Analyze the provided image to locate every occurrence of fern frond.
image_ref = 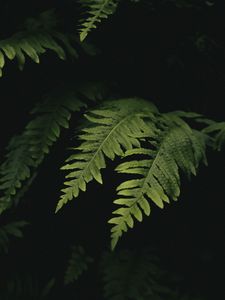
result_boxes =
[101,248,166,300]
[0,10,77,77]
[0,87,90,214]
[203,121,225,150]
[0,136,36,214]
[25,89,86,164]
[109,118,207,249]
[79,0,118,41]
[56,98,158,212]
[0,221,28,254]
[64,245,93,284]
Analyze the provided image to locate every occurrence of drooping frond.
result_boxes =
[109,116,207,249]
[0,86,91,214]
[203,121,225,150]
[64,245,93,285]
[79,0,118,41]
[0,10,77,77]
[0,136,36,214]
[101,248,167,300]
[56,98,158,212]
[0,221,28,254]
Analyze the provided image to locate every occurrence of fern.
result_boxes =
[0,221,28,254]
[25,88,87,164]
[101,248,168,300]
[56,98,158,212]
[0,136,36,214]
[203,121,225,150]
[0,86,91,214]
[79,0,118,41]
[0,10,77,77]
[64,245,93,284]
[109,115,207,249]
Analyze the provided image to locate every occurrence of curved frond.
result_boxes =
[79,0,118,41]
[56,98,158,212]
[64,245,93,285]
[0,10,78,77]
[109,118,207,249]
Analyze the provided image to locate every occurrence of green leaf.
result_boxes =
[109,114,207,249]
[57,98,158,212]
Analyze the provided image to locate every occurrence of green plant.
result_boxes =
[0,1,223,299]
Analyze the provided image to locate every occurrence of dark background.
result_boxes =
[0,0,224,299]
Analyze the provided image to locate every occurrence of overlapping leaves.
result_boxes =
[57,98,157,211]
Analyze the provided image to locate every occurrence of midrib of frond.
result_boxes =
[79,112,140,181]
[133,127,177,202]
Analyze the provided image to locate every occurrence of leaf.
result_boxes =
[0,83,99,214]
[109,115,207,249]
[56,98,158,212]
[0,10,78,77]
[79,0,118,41]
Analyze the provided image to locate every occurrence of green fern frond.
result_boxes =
[56,98,158,212]
[25,89,86,164]
[0,136,36,214]
[79,0,118,41]
[203,121,225,150]
[0,10,78,77]
[64,245,93,285]
[0,87,90,214]
[101,248,166,300]
[109,118,207,249]
[0,221,28,254]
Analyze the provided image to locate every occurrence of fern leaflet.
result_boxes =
[109,117,207,249]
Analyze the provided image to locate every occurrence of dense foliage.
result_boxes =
[0,0,224,299]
